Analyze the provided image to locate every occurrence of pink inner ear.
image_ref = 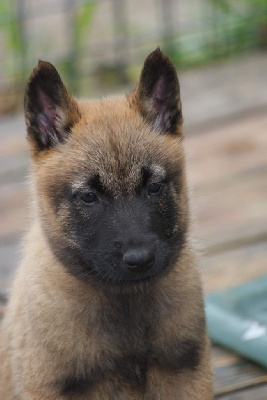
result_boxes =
[37,89,60,146]
[151,75,171,129]
[38,89,56,122]
[152,75,165,102]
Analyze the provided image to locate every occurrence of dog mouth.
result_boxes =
[115,275,154,285]
[92,263,169,286]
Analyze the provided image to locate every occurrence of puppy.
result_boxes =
[0,49,212,399]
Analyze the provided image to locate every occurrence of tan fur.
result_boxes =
[0,60,212,399]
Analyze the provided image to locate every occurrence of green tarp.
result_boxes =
[205,275,267,369]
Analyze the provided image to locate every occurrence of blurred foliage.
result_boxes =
[0,0,266,113]
[74,1,96,46]
[0,0,22,74]
[210,0,267,48]
[63,1,97,92]
[165,0,267,69]
[0,0,97,91]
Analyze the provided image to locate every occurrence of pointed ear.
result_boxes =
[129,48,182,136]
[24,61,80,153]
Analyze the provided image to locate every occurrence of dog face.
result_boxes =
[25,49,188,287]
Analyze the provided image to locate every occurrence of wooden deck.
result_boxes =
[0,110,267,398]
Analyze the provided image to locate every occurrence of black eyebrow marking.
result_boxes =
[141,166,167,185]
[136,166,168,195]
[141,167,153,187]
[88,174,108,195]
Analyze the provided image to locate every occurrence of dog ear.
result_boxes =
[129,48,182,136]
[24,61,80,154]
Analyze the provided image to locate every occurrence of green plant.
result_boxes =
[167,0,267,69]
[64,1,97,93]
[74,1,96,47]
[212,0,267,49]
[0,0,25,76]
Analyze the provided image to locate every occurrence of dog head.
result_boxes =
[24,49,188,287]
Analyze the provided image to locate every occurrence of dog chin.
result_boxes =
[90,264,170,287]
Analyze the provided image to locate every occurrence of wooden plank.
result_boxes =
[201,240,267,294]
[0,115,28,182]
[212,345,267,397]
[0,181,28,242]
[186,112,267,254]
[212,345,242,369]
[0,135,27,158]
[213,360,267,396]
[185,112,267,190]
[215,383,267,399]
[0,115,24,139]
[191,167,267,254]
[0,153,28,185]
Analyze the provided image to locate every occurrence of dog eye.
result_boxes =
[79,192,99,205]
[148,182,162,195]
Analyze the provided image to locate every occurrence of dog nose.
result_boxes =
[123,248,155,273]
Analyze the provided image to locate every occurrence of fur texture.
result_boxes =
[0,49,212,399]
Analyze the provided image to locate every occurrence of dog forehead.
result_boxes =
[65,97,182,194]
[70,131,160,195]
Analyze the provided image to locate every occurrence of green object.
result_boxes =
[205,276,267,368]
